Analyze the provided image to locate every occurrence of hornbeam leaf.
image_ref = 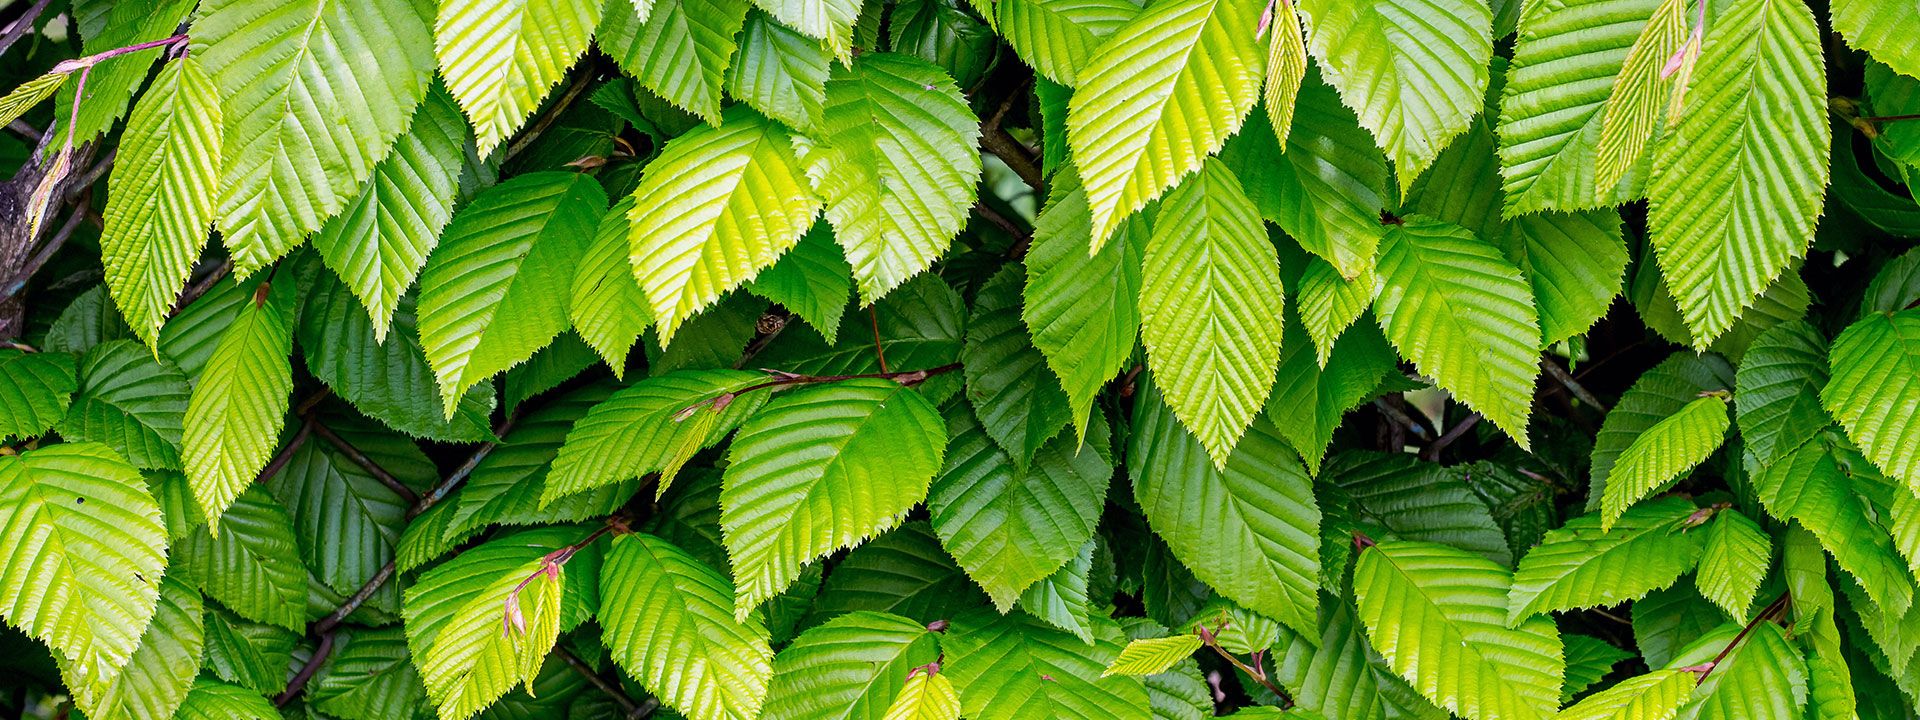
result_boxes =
[1550,670,1691,720]
[1592,0,1686,199]
[963,265,1073,466]
[1263,0,1307,147]
[307,627,430,720]
[722,379,946,619]
[599,0,750,124]
[418,172,606,417]
[300,274,498,443]
[727,11,831,131]
[196,0,435,274]
[569,197,652,374]
[174,679,279,720]
[1264,317,1397,475]
[1023,171,1144,442]
[1589,354,1733,510]
[1067,0,1264,246]
[748,222,855,344]
[1831,0,1920,81]
[543,369,771,505]
[1506,498,1705,624]
[181,278,294,531]
[1104,635,1203,677]
[65,576,203,720]
[98,56,221,350]
[1645,0,1829,346]
[995,0,1138,87]
[1823,309,1920,493]
[882,672,962,720]
[1373,216,1539,448]
[0,443,166,684]
[0,72,67,131]
[1695,509,1770,622]
[434,0,605,154]
[752,0,861,60]
[1754,431,1915,615]
[943,611,1150,720]
[763,611,939,720]
[177,488,306,631]
[58,340,188,471]
[0,349,75,443]
[599,533,774,720]
[629,106,818,342]
[1140,160,1284,465]
[1353,541,1564,720]
[1598,394,1729,530]
[1298,0,1493,193]
[799,53,982,303]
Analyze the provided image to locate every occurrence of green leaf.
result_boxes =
[1067,0,1263,245]
[1589,353,1733,510]
[1550,670,1692,720]
[1629,585,1723,669]
[722,379,946,619]
[1323,451,1513,566]
[50,0,194,143]
[1599,394,1729,529]
[1823,310,1920,493]
[963,265,1073,466]
[300,274,497,443]
[181,278,294,531]
[196,0,434,274]
[1104,635,1203,677]
[65,576,203,720]
[0,443,166,685]
[1506,498,1705,624]
[930,402,1111,610]
[599,533,774,720]
[263,426,418,598]
[418,171,607,417]
[1753,431,1915,616]
[1299,0,1493,193]
[434,0,604,154]
[0,349,75,443]
[1352,540,1564,720]
[445,386,638,540]
[600,0,750,123]
[174,679,279,720]
[1559,635,1632,702]
[0,71,66,131]
[177,487,306,631]
[628,106,818,341]
[809,521,989,623]
[1373,216,1539,448]
[882,671,962,720]
[1023,171,1144,441]
[1502,212,1627,346]
[58,340,189,470]
[1220,73,1390,280]
[1671,624,1807,719]
[199,605,296,694]
[1294,260,1376,365]
[763,611,940,720]
[1591,0,1686,199]
[995,0,1137,87]
[1695,509,1771,622]
[545,369,769,505]
[1140,160,1285,465]
[1017,538,1098,642]
[798,53,981,302]
[943,611,1151,720]
[1862,246,1920,319]
[311,88,470,339]
[98,55,221,350]
[728,10,832,131]
[1832,0,1920,81]
[1645,0,1829,346]
[569,198,653,374]
[1496,0,1657,214]
[404,530,585,720]
[1273,597,1413,720]
[308,627,430,720]
[1265,317,1396,475]
[1132,379,1320,638]
[748,221,854,344]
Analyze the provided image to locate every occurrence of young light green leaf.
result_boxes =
[1599,394,1729,529]
[404,530,580,720]
[64,576,203,720]
[418,172,606,417]
[995,0,1136,87]
[1104,635,1203,677]
[435,0,604,154]
[752,0,860,59]
[181,279,293,531]
[722,379,946,619]
[1592,0,1686,199]
[727,11,831,131]
[0,72,68,131]
[600,533,774,720]
[882,671,962,720]
[1831,0,1920,81]
[1295,259,1376,365]
[1823,309,1920,493]
[747,222,854,344]
[763,611,939,719]
[1502,212,1628,346]
[568,197,652,374]
[1068,0,1263,246]
[600,0,750,123]
[1023,171,1144,442]
[1695,509,1770,622]
[1645,0,1829,346]
[799,53,981,302]
[544,369,771,505]
[1754,431,1915,615]
[174,679,279,720]
[1550,670,1692,720]
[1140,160,1284,465]
[1507,498,1705,625]
[98,56,221,350]
[1263,0,1307,147]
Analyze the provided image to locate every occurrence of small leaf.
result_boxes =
[1599,394,1729,529]
[1103,635,1203,677]
[181,278,294,531]
[1695,509,1771,622]
[434,0,605,154]
[1506,498,1704,624]
[882,671,962,720]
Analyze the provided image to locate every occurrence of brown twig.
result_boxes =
[2,203,85,297]
[679,362,963,418]
[0,0,52,57]
[171,259,233,315]
[273,630,335,707]
[1542,357,1607,411]
[1423,413,1481,461]
[1860,113,1920,123]
[255,419,315,485]
[1687,592,1790,684]
[310,421,421,505]
[1195,620,1293,708]
[869,307,889,374]
[978,78,1044,193]
[505,69,594,161]
[558,646,658,719]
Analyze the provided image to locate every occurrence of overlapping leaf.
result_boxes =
[544,369,770,504]
[435,0,604,154]
[0,349,74,443]
[943,611,1150,720]
[1823,309,1920,492]
[1598,394,1728,529]
[599,533,774,720]
[600,0,750,123]
[181,279,293,531]
[762,611,939,719]
[1022,171,1144,441]
[1506,498,1704,623]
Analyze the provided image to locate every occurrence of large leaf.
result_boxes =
[747,222,854,344]
[0,349,75,443]
[300,274,497,443]
[1831,0,1920,81]
[1505,499,1704,624]
[1495,0,1656,214]
[177,488,305,631]
[57,341,189,471]
[1823,309,1920,493]
[0,443,166,684]
[1372,216,1539,448]
[996,0,1137,87]
[1131,380,1320,638]
[798,53,981,302]
[763,611,939,720]
[942,611,1150,720]
[1352,540,1564,720]
[963,265,1072,467]
[434,0,604,154]
[1598,394,1728,529]
[721,379,946,619]
[98,56,222,349]
[627,106,818,341]
[1501,212,1627,346]
[931,403,1111,609]
[263,427,419,598]
[1298,0,1493,193]
[444,386,637,540]
[1022,171,1144,441]
[64,576,203,720]
[599,533,774,720]
[1645,0,1829,346]
[181,279,293,531]
[308,627,430,720]
[1551,670,1692,720]
[544,369,770,504]
[311,88,470,338]
[196,0,434,274]
[1066,0,1263,245]
[417,171,606,416]
[1323,451,1513,567]
[600,0,751,123]
[1139,160,1284,465]
[1754,430,1915,616]
[808,521,989,623]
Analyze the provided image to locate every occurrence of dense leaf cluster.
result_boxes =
[0,0,1918,718]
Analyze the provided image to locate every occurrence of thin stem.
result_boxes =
[1542,356,1607,411]
[273,630,335,707]
[680,362,963,418]
[171,259,234,316]
[869,307,889,374]
[48,34,189,75]
[1423,413,1481,461]
[1195,622,1293,708]
[558,646,658,719]
[313,563,394,636]
[1861,113,1920,123]
[1690,592,1790,684]
[3,202,86,297]
[310,421,420,504]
